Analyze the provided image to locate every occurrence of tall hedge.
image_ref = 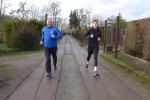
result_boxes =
[2,19,44,50]
[28,19,44,39]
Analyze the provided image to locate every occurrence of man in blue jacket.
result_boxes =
[40,18,62,79]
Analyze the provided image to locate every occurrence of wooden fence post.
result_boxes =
[115,16,120,58]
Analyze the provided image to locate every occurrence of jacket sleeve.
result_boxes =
[55,28,62,40]
[85,29,91,37]
[40,28,44,42]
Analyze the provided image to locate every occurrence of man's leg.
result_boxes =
[51,48,57,70]
[94,47,99,66]
[93,47,99,76]
[45,48,52,78]
[86,47,93,69]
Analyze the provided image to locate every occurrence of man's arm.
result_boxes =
[40,28,44,45]
[85,29,91,37]
[55,28,62,40]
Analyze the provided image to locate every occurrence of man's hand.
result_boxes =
[51,34,55,39]
[40,41,43,45]
[97,37,101,42]
[90,34,94,38]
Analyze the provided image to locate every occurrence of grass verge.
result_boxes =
[101,53,150,84]
[0,43,43,56]
[0,64,10,88]
[0,43,16,54]
[0,79,9,88]
[0,48,43,58]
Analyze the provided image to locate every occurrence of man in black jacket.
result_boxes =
[85,19,101,76]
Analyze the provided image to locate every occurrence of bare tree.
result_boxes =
[79,8,85,25]
[75,8,92,28]
[10,2,30,20]
[17,2,30,20]
[42,1,61,25]
[28,3,40,19]
[85,9,92,27]
[51,1,61,25]
[0,0,10,23]
[61,18,70,34]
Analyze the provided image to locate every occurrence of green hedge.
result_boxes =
[2,19,44,50]
[13,24,39,50]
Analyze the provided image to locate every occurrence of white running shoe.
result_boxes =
[93,66,99,77]
[94,66,97,72]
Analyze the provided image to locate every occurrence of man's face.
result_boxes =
[47,19,53,26]
[92,21,98,29]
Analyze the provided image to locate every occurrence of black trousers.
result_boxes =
[87,47,99,66]
[45,48,57,73]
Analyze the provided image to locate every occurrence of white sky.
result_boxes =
[6,0,150,21]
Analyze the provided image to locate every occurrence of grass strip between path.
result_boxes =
[101,53,150,84]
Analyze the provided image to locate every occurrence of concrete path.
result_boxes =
[6,35,150,100]
[70,36,150,100]
[55,38,88,100]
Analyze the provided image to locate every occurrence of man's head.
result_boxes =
[47,18,53,26]
[92,19,98,29]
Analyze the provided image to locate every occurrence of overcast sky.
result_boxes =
[7,0,150,21]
